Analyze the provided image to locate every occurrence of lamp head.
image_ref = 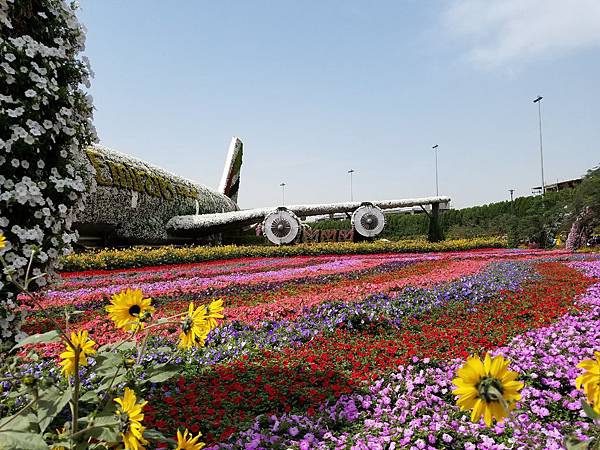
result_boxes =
[533,96,543,103]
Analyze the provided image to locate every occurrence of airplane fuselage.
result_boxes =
[75,145,238,244]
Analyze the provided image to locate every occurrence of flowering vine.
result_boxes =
[0,0,96,346]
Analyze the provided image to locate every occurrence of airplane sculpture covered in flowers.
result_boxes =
[76,138,450,245]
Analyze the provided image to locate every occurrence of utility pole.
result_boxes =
[533,96,545,195]
[280,182,285,205]
[348,169,354,202]
[432,145,439,196]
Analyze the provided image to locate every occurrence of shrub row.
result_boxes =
[60,237,507,271]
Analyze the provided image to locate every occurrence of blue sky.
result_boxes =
[78,0,600,209]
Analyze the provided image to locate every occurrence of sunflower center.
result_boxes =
[477,376,504,403]
[118,412,131,433]
[181,316,193,334]
[128,305,141,317]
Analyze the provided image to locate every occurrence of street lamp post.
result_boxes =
[509,189,515,203]
[432,145,439,196]
[280,182,285,205]
[348,169,355,202]
[533,96,545,195]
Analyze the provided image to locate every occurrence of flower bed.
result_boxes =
[210,260,600,449]
[59,237,508,271]
[144,261,596,443]
[8,247,600,449]
[24,249,556,347]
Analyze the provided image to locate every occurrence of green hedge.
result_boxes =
[60,237,508,271]
[311,189,578,242]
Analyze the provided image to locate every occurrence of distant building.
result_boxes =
[532,177,583,194]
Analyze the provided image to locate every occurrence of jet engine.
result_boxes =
[351,203,385,238]
[262,208,301,245]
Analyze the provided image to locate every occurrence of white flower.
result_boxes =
[7,107,24,117]
[1,62,15,75]
[1,1,97,342]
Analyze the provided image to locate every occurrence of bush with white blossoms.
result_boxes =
[0,0,96,347]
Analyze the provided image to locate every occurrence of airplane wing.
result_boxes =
[167,196,450,243]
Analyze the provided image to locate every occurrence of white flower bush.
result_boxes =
[0,0,96,346]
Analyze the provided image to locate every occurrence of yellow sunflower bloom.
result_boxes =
[178,302,211,350]
[576,351,600,414]
[176,428,205,450]
[114,387,148,450]
[0,232,6,250]
[58,330,96,377]
[452,353,523,427]
[206,299,224,329]
[106,288,155,332]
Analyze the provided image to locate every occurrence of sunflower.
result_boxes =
[576,351,600,414]
[452,353,523,427]
[58,330,96,377]
[206,299,224,329]
[114,387,148,450]
[0,232,6,250]
[106,288,155,332]
[178,302,211,350]
[175,428,205,450]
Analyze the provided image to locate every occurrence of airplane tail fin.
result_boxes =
[218,137,243,204]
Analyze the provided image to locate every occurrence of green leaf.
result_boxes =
[0,411,38,432]
[0,431,49,450]
[145,366,179,383]
[12,330,61,350]
[154,346,173,354]
[83,413,119,442]
[96,373,126,392]
[93,353,123,377]
[564,434,593,450]
[144,428,176,445]
[98,340,136,352]
[37,387,71,433]
[581,399,600,420]
[79,390,99,403]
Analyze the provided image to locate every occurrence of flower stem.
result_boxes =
[71,346,81,441]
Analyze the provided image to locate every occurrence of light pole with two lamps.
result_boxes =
[348,169,355,202]
[280,182,286,206]
[533,96,546,195]
[432,145,439,196]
